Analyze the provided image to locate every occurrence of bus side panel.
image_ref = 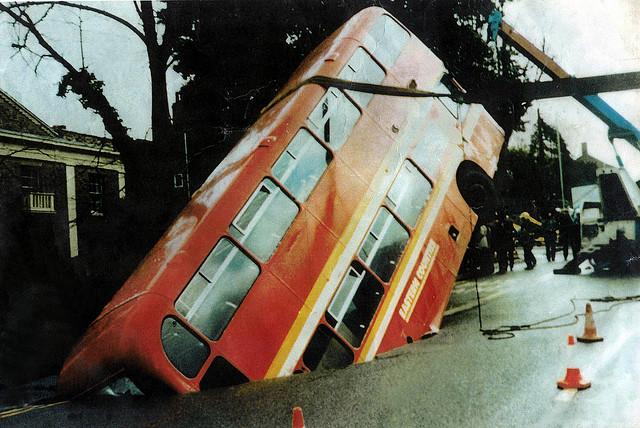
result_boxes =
[269,209,341,305]
[364,75,412,140]
[304,157,369,245]
[390,35,445,90]
[213,270,303,380]
[377,259,454,354]
[337,114,397,185]
[428,194,474,274]
[424,261,457,331]
[462,105,505,176]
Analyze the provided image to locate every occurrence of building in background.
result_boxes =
[0,88,125,262]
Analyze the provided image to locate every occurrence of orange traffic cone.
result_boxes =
[577,303,603,343]
[557,335,591,390]
[292,406,306,428]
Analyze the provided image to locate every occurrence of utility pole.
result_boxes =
[183,132,191,199]
[557,128,566,208]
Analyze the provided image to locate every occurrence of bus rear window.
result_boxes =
[175,238,260,340]
[359,207,409,282]
[385,160,432,228]
[338,47,385,107]
[326,263,384,347]
[363,14,410,69]
[307,88,360,151]
[230,178,299,261]
[272,129,330,202]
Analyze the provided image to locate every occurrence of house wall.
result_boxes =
[74,166,121,258]
[0,157,70,273]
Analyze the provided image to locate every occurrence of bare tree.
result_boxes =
[0,1,181,236]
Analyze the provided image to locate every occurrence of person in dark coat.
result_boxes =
[569,213,581,260]
[557,209,573,261]
[492,214,508,274]
[542,212,557,262]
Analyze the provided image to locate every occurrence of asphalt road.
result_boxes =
[2,247,640,427]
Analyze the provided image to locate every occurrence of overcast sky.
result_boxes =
[504,0,640,179]
[0,1,639,179]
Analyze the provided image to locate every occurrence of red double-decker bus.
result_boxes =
[58,7,504,395]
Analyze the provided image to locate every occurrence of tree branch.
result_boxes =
[0,3,77,74]
[18,1,147,44]
[133,1,142,22]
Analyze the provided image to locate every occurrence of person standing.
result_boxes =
[492,214,508,274]
[519,212,538,270]
[569,213,582,260]
[542,212,557,262]
[558,209,572,261]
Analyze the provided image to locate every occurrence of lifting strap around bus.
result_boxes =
[261,75,464,114]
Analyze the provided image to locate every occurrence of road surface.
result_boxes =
[2,247,639,427]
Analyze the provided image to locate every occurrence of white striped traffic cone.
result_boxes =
[577,303,603,343]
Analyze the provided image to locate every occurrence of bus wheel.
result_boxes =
[456,162,497,223]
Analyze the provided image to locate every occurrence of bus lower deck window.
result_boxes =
[326,263,384,347]
[303,325,354,371]
[161,317,210,378]
[359,207,409,282]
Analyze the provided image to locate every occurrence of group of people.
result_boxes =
[468,208,581,275]
[541,209,581,264]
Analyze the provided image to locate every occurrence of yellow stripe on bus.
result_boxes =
[267,97,436,378]
[265,187,372,378]
[359,144,463,362]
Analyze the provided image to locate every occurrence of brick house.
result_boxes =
[0,88,125,262]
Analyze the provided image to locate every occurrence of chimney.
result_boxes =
[581,142,588,157]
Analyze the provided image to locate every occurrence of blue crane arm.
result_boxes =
[581,95,640,144]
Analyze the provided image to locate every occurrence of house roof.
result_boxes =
[0,87,116,153]
[0,88,58,137]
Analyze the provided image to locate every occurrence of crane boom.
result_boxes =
[499,20,640,151]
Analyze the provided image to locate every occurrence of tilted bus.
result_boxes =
[58,7,504,395]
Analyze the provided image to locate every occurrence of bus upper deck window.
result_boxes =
[272,129,330,202]
[363,14,410,69]
[338,47,385,107]
[175,238,260,340]
[230,178,299,261]
[385,160,432,228]
[359,207,409,282]
[307,88,360,151]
